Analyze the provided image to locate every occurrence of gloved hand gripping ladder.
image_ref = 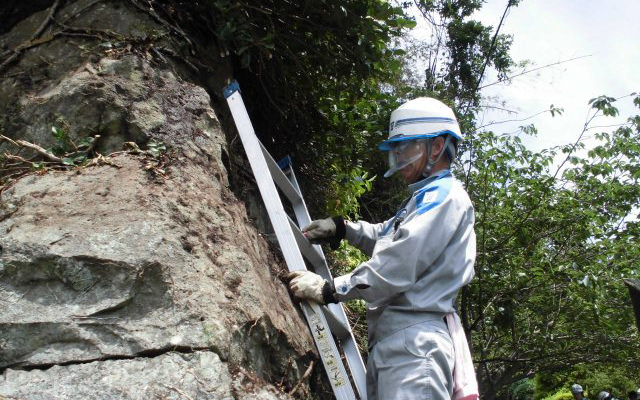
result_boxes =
[223,81,367,400]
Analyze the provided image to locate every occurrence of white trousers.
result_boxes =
[366,319,455,400]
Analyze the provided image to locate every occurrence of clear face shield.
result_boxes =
[383,139,427,178]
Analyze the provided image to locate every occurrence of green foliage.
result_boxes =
[468,95,640,397]
[314,89,398,218]
[327,168,375,219]
[49,125,97,166]
[574,367,639,399]
[51,126,73,155]
[329,240,371,352]
[540,389,574,400]
[549,104,564,117]
[511,378,535,400]
[589,96,619,117]
[535,365,640,400]
[534,372,566,400]
[146,139,166,158]
[206,0,414,76]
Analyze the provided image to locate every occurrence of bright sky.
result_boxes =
[471,0,640,153]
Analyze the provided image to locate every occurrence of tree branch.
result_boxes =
[289,360,315,396]
[13,139,62,162]
[478,55,592,90]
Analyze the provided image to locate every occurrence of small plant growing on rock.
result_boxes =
[0,124,107,192]
[146,139,166,158]
[49,126,99,166]
[122,140,170,179]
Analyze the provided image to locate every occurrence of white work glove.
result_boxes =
[285,270,336,305]
[302,217,345,250]
[302,218,336,242]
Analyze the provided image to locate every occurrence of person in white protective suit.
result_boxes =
[286,97,478,400]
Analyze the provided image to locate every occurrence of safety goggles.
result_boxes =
[383,139,427,178]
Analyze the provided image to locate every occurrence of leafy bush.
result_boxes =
[567,365,639,400]
[534,364,640,400]
[511,378,535,400]
[541,389,574,400]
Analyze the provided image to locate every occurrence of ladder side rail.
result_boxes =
[340,334,368,400]
[280,162,331,276]
[303,302,357,399]
[225,90,357,400]
[282,159,369,400]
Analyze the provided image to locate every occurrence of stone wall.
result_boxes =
[0,1,323,399]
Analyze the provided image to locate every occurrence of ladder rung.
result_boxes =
[287,216,331,280]
[322,304,351,339]
[260,142,304,206]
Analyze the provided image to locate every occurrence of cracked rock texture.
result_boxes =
[1,351,291,400]
[0,1,323,399]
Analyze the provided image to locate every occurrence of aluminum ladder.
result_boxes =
[223,80,367,400]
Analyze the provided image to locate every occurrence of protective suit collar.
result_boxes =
[408,169,452,194]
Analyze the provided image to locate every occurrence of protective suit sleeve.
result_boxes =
[344,219,390,257]
[334,192,470,304]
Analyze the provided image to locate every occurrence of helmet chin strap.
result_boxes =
[421,135,453,179]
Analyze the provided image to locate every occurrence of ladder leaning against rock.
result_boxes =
[223,80,367,400]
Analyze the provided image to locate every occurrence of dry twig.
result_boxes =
[3,154,32,164]
[2,134,62,161]
[289,360,315,396]
[14,140,62,162]
[86,154,121,169]
[0,134,20,147]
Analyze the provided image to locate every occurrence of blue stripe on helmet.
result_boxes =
[378,130,462,150]
[393,117,455,127]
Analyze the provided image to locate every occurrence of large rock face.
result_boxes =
[2,351,294,400]
[0,1,322,399]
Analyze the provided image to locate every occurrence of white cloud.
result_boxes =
[473,0,640,153]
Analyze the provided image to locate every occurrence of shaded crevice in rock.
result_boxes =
[0,0,56,35]
[230,315,319,392]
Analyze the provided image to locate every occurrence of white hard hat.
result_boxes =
[598,391,610,400]
[380,97,462,178]
[572,384,584,393]
[379,97,462,151]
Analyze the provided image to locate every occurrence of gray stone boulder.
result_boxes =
[1,351,294,400]
[0,1,323,398]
